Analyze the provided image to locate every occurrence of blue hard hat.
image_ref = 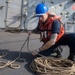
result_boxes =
[35,3,48,17]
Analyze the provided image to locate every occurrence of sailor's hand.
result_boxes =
[31,49,40,56]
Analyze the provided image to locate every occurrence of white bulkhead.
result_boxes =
[0,0,75,33]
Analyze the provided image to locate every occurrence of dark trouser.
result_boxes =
[39,33,75,61]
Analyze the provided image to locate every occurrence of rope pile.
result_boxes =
[30,57,75,75]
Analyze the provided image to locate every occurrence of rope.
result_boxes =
[0,34,30,69]
[30,57,75,75]
[0,52,8,58]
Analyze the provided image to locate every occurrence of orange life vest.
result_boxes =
[38,15,65,43]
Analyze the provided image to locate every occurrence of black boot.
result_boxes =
[56,49,62,58]
[68,53,75,61]
[54,46,63,58]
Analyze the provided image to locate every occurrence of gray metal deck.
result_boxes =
[0,29,69,75]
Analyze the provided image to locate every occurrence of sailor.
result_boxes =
[29,3,75,61]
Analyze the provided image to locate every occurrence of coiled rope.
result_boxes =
[30,57,75,75]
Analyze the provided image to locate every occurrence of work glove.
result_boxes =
[31,49,40,56]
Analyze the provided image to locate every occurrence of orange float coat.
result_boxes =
[38,15,65,43]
